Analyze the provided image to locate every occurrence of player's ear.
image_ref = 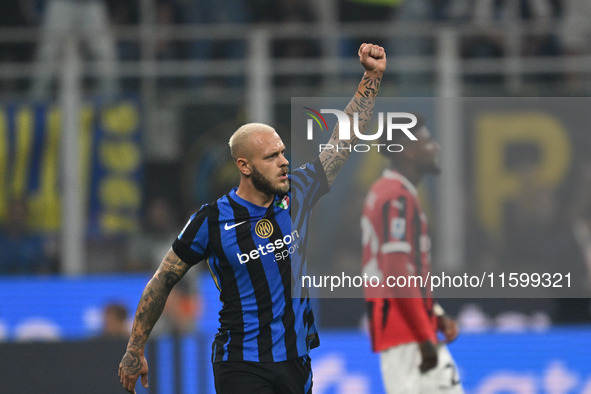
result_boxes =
[236,157,252,176]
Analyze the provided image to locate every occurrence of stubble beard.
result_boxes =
[251,165,289,196]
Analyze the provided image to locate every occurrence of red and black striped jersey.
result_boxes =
[361,169,437,352]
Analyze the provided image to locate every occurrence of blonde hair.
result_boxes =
[228,123,276,160]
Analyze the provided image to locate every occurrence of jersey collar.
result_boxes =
[382,169,418,197]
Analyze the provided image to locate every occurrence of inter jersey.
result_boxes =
[173,157,329,362]
[361,169,437,352]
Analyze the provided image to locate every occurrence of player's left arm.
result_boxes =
[434,303,460,343]
[319,43,386,186]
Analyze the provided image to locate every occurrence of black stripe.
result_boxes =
[228,197,275,362]
[304,303,315,328]
[367,301,375,326]
[381,202,390,241]
[292,158,329,214]
[212,331,227,363]
[290,187,313,247]
[265,212,299,359]
[289,182,316,344]
[304,307,319,349]
[311,156,330,189]
[288,188,308,288]
[412,208,423,282]
[381,298,389,330]
[366,301,375,345]
[412,208,430,311]
[172,206,209,265]
[290,178,309,226]
[291,171,310,192]
[179,206,207,243]
[398,196,407,224]
[290,196,300,228]
[211,256,224,286]
[293,166,322,211]
[208,201,245,362]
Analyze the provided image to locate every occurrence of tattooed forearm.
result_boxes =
[320,73,382,185]
[358,74,381,98]
[126,250,190,352]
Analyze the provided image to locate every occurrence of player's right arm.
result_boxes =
[118,249,191,393]
[318,43,386,186]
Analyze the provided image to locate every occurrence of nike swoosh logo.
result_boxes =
[224,221,247,231]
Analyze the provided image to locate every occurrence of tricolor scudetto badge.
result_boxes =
[275,195,290,210]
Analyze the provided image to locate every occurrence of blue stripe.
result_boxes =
[267,206,291,360]
[222,331,230,361]
[190,216,209,255]
[290,173,312,356]
[294,302,307,355]
[218,195,262,361]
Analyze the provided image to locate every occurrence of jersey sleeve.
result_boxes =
[290,156,330,210]
[172,206,210,266]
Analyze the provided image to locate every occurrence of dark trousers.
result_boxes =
[213,355,312,394]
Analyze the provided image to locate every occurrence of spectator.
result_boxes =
[101,303,130,338]
[502,157,560,273]
[126,196,180,272]
[185,0,250,88]
[152,281,201,337]
[154,0,184,88]
[561,0,591,91]
[266,0,321,88]
[562,0,591,56]
[0,0,38,95]
[339,0,404,58]
[125,197,202,335]
[462,0,562,86]
[388,0,467,94]
[550,160,591,324]
[271,0,319,58]
[0,198,56,274]
[106,0,139,92]
[30,0,119,100]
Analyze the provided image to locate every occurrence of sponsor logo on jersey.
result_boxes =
[237,230,300,264]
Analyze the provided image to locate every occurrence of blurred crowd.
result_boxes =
[1,0,591,327]
[0,0,590,95]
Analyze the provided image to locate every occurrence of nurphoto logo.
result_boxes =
[304,108,418,153]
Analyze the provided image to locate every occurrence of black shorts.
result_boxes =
[213,355,312,394]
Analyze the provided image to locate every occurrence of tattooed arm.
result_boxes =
[118,248,191,393]
[319,43,387,186]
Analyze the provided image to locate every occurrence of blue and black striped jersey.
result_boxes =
[172,157,329,363]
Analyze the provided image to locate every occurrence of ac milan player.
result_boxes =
[361,115,463,393]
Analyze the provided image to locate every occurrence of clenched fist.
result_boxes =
[359,43,387,76]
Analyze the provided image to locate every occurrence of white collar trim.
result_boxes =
[382,169,418,197]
